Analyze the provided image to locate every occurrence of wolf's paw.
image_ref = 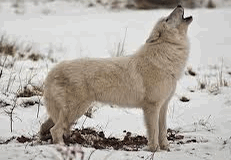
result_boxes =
[39,133,52,141]
[54,140,65,145]
[160,143,170,151]
[51,137,65,145]
[143,144,160,152]
[64,131,70,139]
[160,140,170,151]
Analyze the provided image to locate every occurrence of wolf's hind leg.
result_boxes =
[50,101,91,144]
[50,107,69,144]
[40,117,54,140]
[64,101,92,137]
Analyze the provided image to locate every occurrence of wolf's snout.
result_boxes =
[170,5,184,16]
[175,5,193,23]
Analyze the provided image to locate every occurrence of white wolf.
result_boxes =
[40,5,192,152]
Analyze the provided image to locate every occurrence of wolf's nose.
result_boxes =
[177,4,182,8]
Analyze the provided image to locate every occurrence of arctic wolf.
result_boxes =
[40,5,192,152]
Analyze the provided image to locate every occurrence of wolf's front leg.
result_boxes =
[159,100,170,150]
[159,87,175,150]
[143,103,162,152]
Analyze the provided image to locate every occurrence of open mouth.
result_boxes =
[181,8,193,23]
[183,15,193,23]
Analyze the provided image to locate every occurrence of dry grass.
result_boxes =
[197,62,230,95]
[27,53,44,61]
[110,28,127,57]
[0,35,55,62]
[197,77,229,95]
[0,35,16,57]
[0,35,26,58]
[17,84,43,98]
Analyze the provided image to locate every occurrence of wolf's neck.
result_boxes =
[136,40,189,79]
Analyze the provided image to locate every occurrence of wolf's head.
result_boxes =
[146,5,193,43]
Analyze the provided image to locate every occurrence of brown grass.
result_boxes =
[0,35,55,63]
[17,84,43,98]
[0,36,16,57]
[28,53,44,61]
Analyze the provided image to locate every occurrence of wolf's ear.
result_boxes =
[146,32,161,43]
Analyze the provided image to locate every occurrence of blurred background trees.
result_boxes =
[133,0,216,9]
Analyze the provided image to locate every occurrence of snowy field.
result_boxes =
[0,0,231,160]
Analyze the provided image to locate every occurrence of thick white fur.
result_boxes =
[40,6,191,152]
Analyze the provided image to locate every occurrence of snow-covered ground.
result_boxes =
[0,0,231,160]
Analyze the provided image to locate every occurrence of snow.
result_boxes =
[0,0,231,160]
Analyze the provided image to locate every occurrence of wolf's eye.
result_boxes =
[166,18,169,22]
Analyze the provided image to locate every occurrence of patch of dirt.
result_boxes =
[0,136,35,144]
[2,128,201,151]
[186,67,197,76]
[21,100,40,107]
[16,135,33,143]
[167,128,184,141]
[0,136,16,145]
[65,128,148,151]
[179,96,190,102]
[40,128,187,151]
